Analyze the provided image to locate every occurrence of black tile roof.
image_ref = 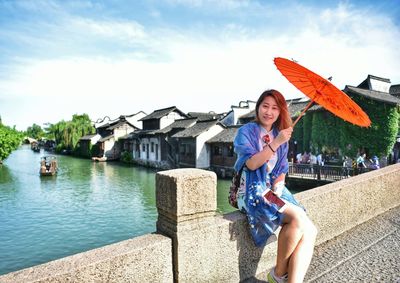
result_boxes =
[390,84,400,97]
[154,118,197,134]
[118,133,134,140]
[106,121,138,131]
[357,75,391,89]
[139,106,188,121]
[206,125,240,143]
[345,86,400,105]
[99,134,114,142]
[187,112,223,121]
[172,119,224,138]
[287,100,321,117]
[239,110,255,119]
[79,134,98,141]
[130,129,157,138]
[238,99,321,120]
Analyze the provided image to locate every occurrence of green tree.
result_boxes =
[0,123,23,161]
[46,114,95,153]
[26,123,44,140]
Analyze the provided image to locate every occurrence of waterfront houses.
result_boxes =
[172,119,225,168]
[219,100,256,126]
[129,106,188,168]
[94,116,138,160]
[77,134,101,157]
[207,125,240,177]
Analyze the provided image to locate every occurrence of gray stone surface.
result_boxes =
[295,163,400,245]
[247,206,400,283]
[156,168,217,223]
[0,234,173,283]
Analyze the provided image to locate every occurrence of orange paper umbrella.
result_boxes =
[274,57,371,127]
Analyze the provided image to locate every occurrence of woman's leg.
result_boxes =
[274,205,318,283]
[274,207,303,277]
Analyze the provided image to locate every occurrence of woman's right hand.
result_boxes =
[273,127,293,146]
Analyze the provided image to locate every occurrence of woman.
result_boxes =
[234,90,317,283]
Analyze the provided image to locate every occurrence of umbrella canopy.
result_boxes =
[274,57,371,127]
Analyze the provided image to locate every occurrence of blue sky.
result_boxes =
[0,0,399,130]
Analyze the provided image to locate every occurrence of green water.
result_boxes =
[0,145,236,275]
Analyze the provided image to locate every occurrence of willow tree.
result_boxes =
[46,114,95,153]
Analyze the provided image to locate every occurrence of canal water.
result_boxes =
[0,145,236,275]
[0,145,303,276]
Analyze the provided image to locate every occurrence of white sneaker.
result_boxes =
[267,268,288,283]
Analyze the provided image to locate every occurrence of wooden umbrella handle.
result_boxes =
[292,100,315,127]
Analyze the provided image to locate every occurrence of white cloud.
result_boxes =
[1,2,399,130]
[68,18,147,43]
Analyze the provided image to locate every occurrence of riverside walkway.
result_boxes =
[247,205,400,282]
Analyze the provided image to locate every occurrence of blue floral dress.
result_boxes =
[234,122,302,247]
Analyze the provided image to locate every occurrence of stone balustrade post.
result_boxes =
[156,168,218,282]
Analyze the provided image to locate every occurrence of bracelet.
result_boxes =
[268,143,276,153]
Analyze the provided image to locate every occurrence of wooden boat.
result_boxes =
[92,156,107,162]
[31,141,40,152]
[40,156,58,176]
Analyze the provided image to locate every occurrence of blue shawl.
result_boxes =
[234,122,289,179]
[233,122,300,246]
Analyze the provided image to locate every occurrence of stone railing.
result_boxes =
[1,164,399,283]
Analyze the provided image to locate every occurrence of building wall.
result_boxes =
[177,138,196,167]
[126,112,146,129]
[369,78,390,93]
[196,124,224,168]
[232,106,253,125]
[160,112,185,129]
[137,137,160,162]
[104,137,118,159]
[113,124,135,140]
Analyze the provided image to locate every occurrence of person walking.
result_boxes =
[234,89,317,283]
[357,153,367,173]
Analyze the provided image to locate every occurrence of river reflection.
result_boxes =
[0,145,234,275]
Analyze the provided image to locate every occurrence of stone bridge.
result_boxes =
[1,164,399,282]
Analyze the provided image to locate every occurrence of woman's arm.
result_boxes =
[245,127,293,170]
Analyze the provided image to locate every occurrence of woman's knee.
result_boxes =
[304,219,318,241]
[283,207,307,235]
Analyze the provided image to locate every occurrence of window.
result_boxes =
[142,144,145,152]
[151,142,154,153]
[214,146,222,156]
[155,144,159,160]
[228,145,234,157]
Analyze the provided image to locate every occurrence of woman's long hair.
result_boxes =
[255,89,292,130]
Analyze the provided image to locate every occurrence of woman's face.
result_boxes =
[257,95,280,130]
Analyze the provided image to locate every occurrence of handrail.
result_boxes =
[288,163,374,181]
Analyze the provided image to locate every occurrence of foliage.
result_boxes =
[302,113,312,152]
[26,123,45,140]
[292,118,304,153]
[304,95,399,159]
[338,96,398,158]
[0,123,23,161]
[120,151,133,163]
[309,111,341,155]
[45,114,95,153]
